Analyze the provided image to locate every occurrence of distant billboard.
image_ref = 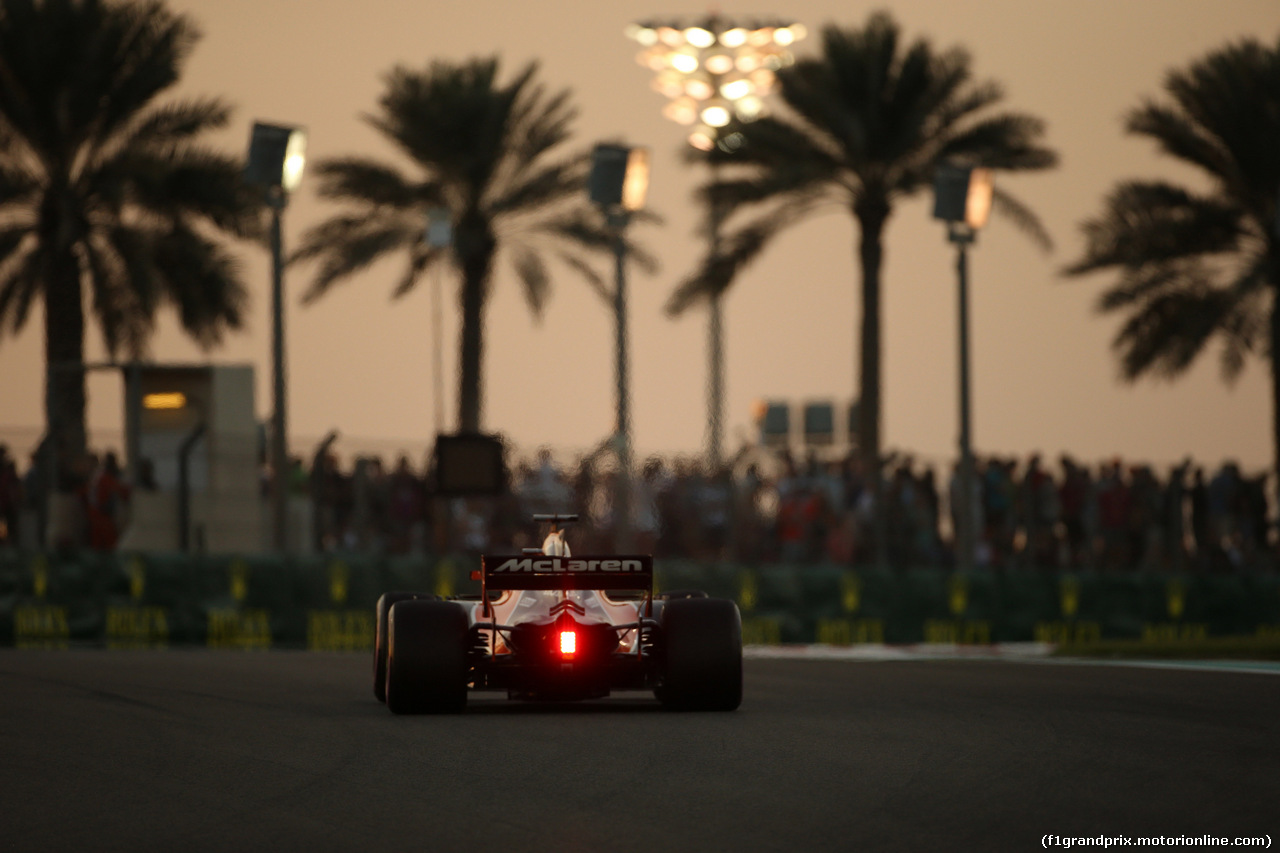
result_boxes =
[803,401,834,446]
[759,401,790,448]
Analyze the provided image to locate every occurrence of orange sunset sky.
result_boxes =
[1,0,1277,475]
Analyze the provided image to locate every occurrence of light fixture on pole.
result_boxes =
[626,15,804,470]
[589,143,650,551]
[932,162,993,575]
[246,121,307,553]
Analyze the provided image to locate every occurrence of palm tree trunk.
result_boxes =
[455,223,496,433]
[1271,285,1280,547]
[855,195,890,571]
[40,192,87,491]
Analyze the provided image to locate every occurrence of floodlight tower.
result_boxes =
[626,15,805,470]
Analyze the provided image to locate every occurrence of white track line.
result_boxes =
[744,644,1280,675]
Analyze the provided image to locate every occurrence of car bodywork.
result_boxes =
[465,551,656,700]
[375,515,742,713]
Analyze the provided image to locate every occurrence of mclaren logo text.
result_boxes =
[491,558,645,574]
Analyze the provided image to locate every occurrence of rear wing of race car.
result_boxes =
[478,554,654,594]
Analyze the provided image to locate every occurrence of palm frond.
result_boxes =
[1218,290,1266,381]
[1093,264,1185,313]
[369,57,506,193]
[925,80,1004,139]
[1127,102,1235,187]
[700,134,843,218]
[389,247,432,300]
[667,191,826,315]
[486,154,584,216]
[0,226,39,336]
[152,222,246,348]
[555,250,610,304]
[1110,284,1233,381]
[716,114,844,176]
[619,228,661,277]
[934,113,1057,171]
[130,146,262,237]
[84,229,151,358]
[86,2,199,152]
[1127,38,1280,219]
[1066,181,1244,275]
[295,215,420,303]
[504,66,577,181]
[0,156,40,204]
[778,58,868,164]
[510,244,550,317]
[990,187,1053,252]
[123,97,231,148]
[101,223,163,324]
[311,157,424,209]
[880,45,978,166]
[533,208,660,277]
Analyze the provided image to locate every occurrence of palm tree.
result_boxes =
[1066,36,1280,512]
[294,57,642,434]
[0,0,260,486]
[667,12,1056,568]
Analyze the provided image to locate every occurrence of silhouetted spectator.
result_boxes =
[1096,461,1133,570]
[388,455,425,554]
[1059,456,1089,566]
[0,445,20,547]
[1189,467,1210,568]
[87,451,129,552]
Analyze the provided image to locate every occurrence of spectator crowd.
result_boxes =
[1,438,1275,573]
[294,443,1278,573]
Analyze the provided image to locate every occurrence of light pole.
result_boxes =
[246,121,307,553]
[589,143,650,551]
[625,16,805,470]
[932,163,993,574]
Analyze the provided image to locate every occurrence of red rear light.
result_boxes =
[559,630,576,656]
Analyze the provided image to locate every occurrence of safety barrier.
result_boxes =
[1,551,1277,648]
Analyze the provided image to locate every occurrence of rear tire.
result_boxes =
[646,590,706,625]
[386,600,469,714]
[374,592,432,702]
[658,597,742,711]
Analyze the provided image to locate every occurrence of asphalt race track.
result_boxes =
[2,650,1276,852]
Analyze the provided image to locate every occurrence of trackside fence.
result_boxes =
[1,551,1278,649]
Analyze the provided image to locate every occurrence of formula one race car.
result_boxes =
[372,514,742,714]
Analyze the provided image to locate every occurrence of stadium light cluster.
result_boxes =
[625,15,806,151]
